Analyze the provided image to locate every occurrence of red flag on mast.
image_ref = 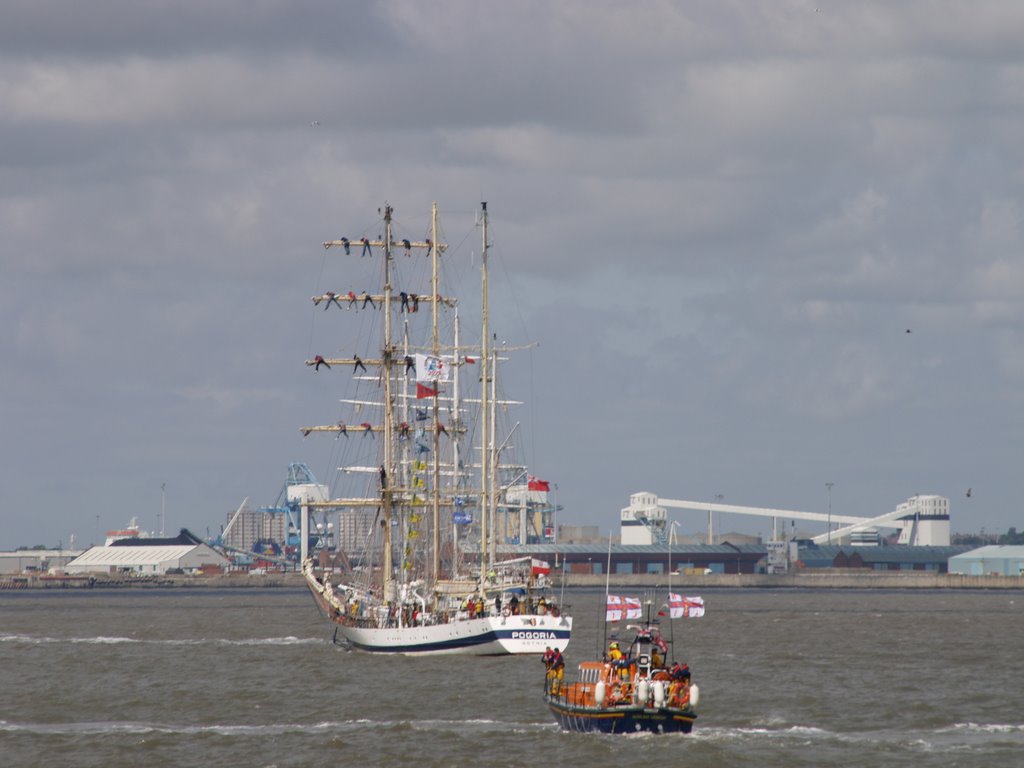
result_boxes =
[416,382,438,399]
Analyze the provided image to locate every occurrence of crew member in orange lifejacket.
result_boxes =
[667,663,691,707]
[549,647,565,695]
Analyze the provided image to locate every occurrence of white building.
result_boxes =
[65,530,229,575]
[620,492,667,545]
[894,495,950,546]
[948,545,1024,576]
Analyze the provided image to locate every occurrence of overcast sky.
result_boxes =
[3,1,1023,550]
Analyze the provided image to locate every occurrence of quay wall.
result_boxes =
[562,571,1024,590]
[3,570,1022,590]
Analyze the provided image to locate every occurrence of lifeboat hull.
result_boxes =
[544,693,696,734]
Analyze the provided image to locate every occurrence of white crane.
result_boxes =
[624,492,950,546]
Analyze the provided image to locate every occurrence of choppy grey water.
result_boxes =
[1,587,1022,767]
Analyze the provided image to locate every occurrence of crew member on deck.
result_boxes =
[652,644,664,669]
[550,647,565,695]
[609,641,630,680]
[668,665,691,708]
[608,641,623,663]
[542,646,556,691]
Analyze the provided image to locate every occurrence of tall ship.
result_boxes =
[298,202,572,655]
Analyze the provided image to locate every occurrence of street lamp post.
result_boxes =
[826,482,834,545]
[667,520,681,652]
[668,520,679,577]
[709,493,724,545]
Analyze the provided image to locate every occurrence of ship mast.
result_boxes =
[479,201,490,588]
[489,342,499,566]
[302,207,446,596]
[451,308,463,578]
[430,202,442,584]
[381,205,396,602]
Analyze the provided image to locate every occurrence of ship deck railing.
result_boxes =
[546,662,690,712]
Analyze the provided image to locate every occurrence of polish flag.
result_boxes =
[531,558,551,576]
[527,476,551,491]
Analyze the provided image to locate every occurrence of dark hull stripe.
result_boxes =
[545,699,696,734]
[343,627,572,655]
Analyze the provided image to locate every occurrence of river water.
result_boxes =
[1,587,1022,767]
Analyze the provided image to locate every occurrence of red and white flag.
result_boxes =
[606,595,623,623]
[624,596,643,620]
[531,558,550,576]
[527,475,551,491]
[668,593,705,619]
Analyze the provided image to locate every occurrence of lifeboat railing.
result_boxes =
[545,659,693,712]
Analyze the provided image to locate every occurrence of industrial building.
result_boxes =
[948,545,1024,576]
[0,549,82,575]
[65,529,229,575]
[502,541,766,575]
[801,545,971,572]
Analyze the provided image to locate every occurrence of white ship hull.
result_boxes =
[305,566,570,655]
[333,613,572,656]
